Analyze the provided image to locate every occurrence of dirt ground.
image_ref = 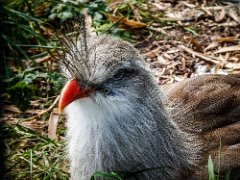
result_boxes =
[139,0,240,85]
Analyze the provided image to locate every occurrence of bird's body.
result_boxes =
[59,29,240,179]
[162,74,240,178]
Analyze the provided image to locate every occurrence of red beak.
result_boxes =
[58,79,91,113]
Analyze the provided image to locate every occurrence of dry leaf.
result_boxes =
[22,119,46,132]
[107,14,146,29]
[35,55,53,64]
[204,42,219,51]
[3,105,21,113]
[225,63,240,70]
[48,108,60,140]
[214,45,240,54]
[184,36,203,52]
[215,36,239,43]
[214,8,226,22]
[107,0,123,9]
[26,109,42,114]
[227,7,240,23]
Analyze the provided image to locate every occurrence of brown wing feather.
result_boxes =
[162,74,240,178]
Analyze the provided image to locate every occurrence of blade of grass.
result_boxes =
[30,149,33,180]
[208,155,215,180]
[225,169,231,180]
[91,172,123,180]
[3,7,43,23]
[217,140,222,180]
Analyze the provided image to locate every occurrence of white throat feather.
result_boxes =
[65,91,189,180]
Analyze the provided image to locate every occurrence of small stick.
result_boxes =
[26,96,60,121]
[179,45,220,65]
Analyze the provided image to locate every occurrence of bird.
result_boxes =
[58,20,240,180]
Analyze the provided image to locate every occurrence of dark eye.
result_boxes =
[96,86,112,95]
[113,68,135,80]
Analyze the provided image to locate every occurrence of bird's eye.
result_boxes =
[113,68,135,80]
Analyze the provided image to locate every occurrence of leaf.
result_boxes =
[107,14,146,29]
[208,155,215,180]
[91,171,123,180]
[225,169,231,180]
[48,108,60,140]
[214,8,226,22]
[217,140,222,180]
[214,45,240,54]
[215,36,238,43]
[3,105,21,113]
[184,27,198,35]
[225,63,240,70]
[7,81,35,112]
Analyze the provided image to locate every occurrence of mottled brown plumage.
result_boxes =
[162,74,240,178]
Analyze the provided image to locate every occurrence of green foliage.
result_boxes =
[225,170,231,180]
[207,141,230,180]
[49,3,82,21]
[208,155,215,180]
[6,68,64,111]
[216,140,222,180]
[184,27,198,35]
[48,0,108,23]
[92,0,146,42]
[1,1,47,60]
[88,0,108,25]
[7,81,35,112]
[2,124,69,179]
[91,171,123,180]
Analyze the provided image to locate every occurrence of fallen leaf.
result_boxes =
[3,105,21,113]
[214,45,240,54]
[107,0,123,9]
[225,63,240,70]
[107,14,146,29]
[227,7,240,23]
[204,42,219,51]
[215,36,239,43]
[214,8,226,22]
[48,108,60,140]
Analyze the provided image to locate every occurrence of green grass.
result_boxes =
[207,140,234,180]
[91,172,123,180]
[2,123,69,179]
[208,155,215,180]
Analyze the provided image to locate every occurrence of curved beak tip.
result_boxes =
[58,79,91,113]
[58,105,64,114]
[58,96,65,114]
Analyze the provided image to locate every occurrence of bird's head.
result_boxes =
[59,35,151,113]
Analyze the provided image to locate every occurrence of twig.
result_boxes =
[143,47,161,57]
[26,96,60,120]
[35,55,53,64]
[147,26,167,35]
[179,45,221,64]
[30,95,58,103]
[128,2,142,21]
